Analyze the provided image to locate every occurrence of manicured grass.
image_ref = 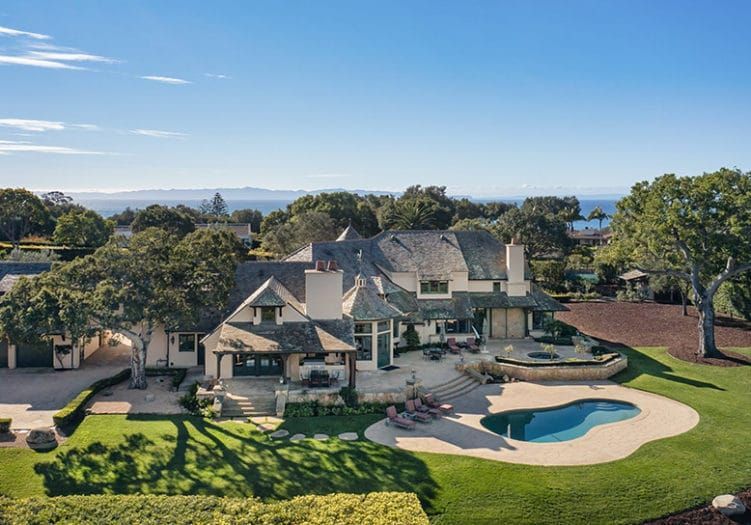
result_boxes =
[0,347,749,525]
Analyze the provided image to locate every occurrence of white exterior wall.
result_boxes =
[51,333,100,369]
[8,344,16,369]
[304,269,343,319]
[146,325,169,367]
[468,280,496,292]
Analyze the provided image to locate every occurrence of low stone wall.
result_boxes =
[470,355,628,382]
[286,390,405,406]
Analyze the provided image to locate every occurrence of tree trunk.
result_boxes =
[696,296,720,358]
[680,288,688,316]
[129,337,148,389]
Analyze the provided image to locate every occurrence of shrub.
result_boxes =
[0,493,429,525]
[52,369,131,428]
[179,382,214,417]
[403,324,420,349]
[284,400,401,417]
[339,386,358,407]
[0,417,11,434]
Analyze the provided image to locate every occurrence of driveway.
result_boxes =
[0,344,131,429]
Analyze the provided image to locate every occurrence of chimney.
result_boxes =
[505,240,526,296]
[305,260,343,319]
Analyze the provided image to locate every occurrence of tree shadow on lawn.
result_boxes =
[33,415,439,512]
[602,340,725,391]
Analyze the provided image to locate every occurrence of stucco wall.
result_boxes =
[304,269,343,319]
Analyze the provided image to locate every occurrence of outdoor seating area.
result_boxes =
[302,369,340,388]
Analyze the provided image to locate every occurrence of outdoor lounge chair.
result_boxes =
[414,397,441,418]
[465,337,481,353]
[385,405,416,430]
[424,393,454,415]
[447,337,462,354]
[405,399,432,423]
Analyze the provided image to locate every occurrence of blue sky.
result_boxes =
[1,1,750,196]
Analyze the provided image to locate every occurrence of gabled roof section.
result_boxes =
[0,262,51,280]
[342,277,402,321]
[228,261,313,313]
[453,230,507,280]
[336,224,362,241]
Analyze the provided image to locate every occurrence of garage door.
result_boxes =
[16,341,53,368]
[0,340,7,368]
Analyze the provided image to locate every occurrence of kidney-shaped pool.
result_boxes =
[480,399,641,443]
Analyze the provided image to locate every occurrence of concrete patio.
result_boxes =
[364,380,700,466]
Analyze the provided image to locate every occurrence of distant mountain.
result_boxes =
[67,186,397,201]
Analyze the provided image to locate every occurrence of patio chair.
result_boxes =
[447,337,462,354]
[465,337,481,353]
[405,399,432,423]
[414,397,441,419]
[385,405,416,430]
[424,393,454,415]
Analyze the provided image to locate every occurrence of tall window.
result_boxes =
[420,280,449,294]
[354,323,373,360]
[178,333,196,352]
[260,307,276,323]
[440,320,472,334]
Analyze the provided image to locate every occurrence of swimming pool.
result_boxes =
[480,399,641,443]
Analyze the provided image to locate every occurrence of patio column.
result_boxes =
[280,354,289,384]
[348,352,356,388]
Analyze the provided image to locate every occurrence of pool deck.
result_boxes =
[364,380,699,466]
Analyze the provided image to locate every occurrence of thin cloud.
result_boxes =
[140,75,191,85]
[0,25,50,40]
[27,50,117,63]
[130,129,188,139]
[0,140,108,156]
[0,118,65,132]
[205,73,231,79]
[0,55,83,69]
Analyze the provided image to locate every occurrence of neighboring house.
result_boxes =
[569,227,612,247]
[114,223,254,247]
[199,227,567,386]
[619,269,654,300]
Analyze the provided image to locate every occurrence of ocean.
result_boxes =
[79,197,618,229]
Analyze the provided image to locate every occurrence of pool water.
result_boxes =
[480,399,641,443]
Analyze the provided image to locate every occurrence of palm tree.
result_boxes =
[387,200,437,230]
[586,206,609,232]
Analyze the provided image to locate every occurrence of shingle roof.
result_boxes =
[336,224,362,241]
[215,319,355,354]
[0,262,51,280]
[453,230,507,280]
[372,231,468,279]
[342,278,402,321]
[228,261,313,313]
[415,293,474,321]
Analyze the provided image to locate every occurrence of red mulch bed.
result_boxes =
[558,301,751,367]
[644,488,751,524]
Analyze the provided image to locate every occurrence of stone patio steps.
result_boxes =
[221,394,276,418]
[424,374,482,402]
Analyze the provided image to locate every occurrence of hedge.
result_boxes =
[284,401,403,418]
[0,493,428,525]
[52,369,131,428]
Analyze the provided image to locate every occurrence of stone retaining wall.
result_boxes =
[470,355,628,382]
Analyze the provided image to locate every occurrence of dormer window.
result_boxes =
[493,282,502,293]
[260,307,276,323]
[420,280,449,294]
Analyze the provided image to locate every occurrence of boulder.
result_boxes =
[26,428,57,451]
[502,375,510,383]
[712,495,746,517]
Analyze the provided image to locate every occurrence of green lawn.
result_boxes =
[0,346,749,525]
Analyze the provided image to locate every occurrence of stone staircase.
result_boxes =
[423,372,484,402]
[221,392,277,419]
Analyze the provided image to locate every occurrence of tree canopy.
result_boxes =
[0,188,51,246]
[608,168,751,357]
[131,205,196,238]
[53,209,114,248]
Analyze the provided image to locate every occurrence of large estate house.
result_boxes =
[1,228,566,387]
[200,226,566,387]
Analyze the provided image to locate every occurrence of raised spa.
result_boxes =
[480,399,641,443]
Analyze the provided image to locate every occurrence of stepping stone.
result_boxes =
[313,433,329,441]
[270,429,289,439]
[289,433,305,442]
[338,432,358,441]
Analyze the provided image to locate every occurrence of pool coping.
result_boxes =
[364,380,700,466]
